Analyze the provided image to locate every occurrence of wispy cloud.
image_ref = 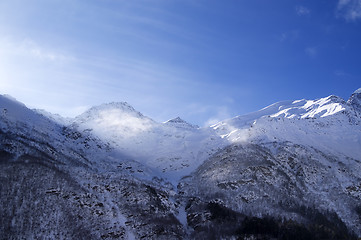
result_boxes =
[88,1,211,53]
[334,70,350,77]
[337,0,361,21]
[204,106,232,127]
[278,30,299,42]
[305,47,318,58]
[0,36,203,121]
[0,37,70,62]
[295,5,311,16]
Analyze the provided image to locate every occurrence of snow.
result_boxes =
[2,89,361,237]
[353,88,361,94]
[211,94,361,160]
[2,92,360,178]
[34,109,71,125]
[164,117,199,129]
[66,91,361,186]
[71,101,227,185]
[266,96,346,119]
[0,94,60,133]
[175,203,189,231]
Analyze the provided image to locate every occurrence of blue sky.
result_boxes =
[0,0,360,126]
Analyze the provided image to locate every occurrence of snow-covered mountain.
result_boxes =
[71,102,226,182]
[1,89,361,239]
[348,88,361,111]
[164,117,199,130]
[212,93,361,159]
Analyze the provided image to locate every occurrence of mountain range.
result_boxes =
[1,89,361,239]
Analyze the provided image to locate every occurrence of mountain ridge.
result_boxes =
[1,89,361,239]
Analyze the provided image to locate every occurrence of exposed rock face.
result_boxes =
[348,88,361,111]
[179,142,361,238]
[165,117,199,129]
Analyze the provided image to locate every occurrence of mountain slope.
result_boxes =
[348,88,361,111]
[212,93,361,159]
[71,102,227,183]
[0,96,185,239]
[179,90,361,237]
[1,90,361,239]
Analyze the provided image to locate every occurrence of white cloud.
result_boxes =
[204,118,221,127]
[295,5,311,16]
[0,1,248,126]
[0,35,202,121]
[337,0,361,21]
[0,37,70,62]
[278,30,299,42]
[204,106,231,127]
[334,70,353,78]
[305,47,318,58]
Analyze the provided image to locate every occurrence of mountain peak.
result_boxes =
[165,117,186,124]
[164,117,199,129]
[75,101,145,121]
[347,88,361,111]
[353,88,361,94]
[92,101,136,112]
[0,94,26,107]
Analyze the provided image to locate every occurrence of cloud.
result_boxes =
[204,106,231,127]
[305,47,318,58]
[295,5,311,16]
[334,70,355,79]
[337,0,361,21]
[0,37,70,62]
[0,35,202,121]
[0,1,251,126]
[278,30,299,42]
